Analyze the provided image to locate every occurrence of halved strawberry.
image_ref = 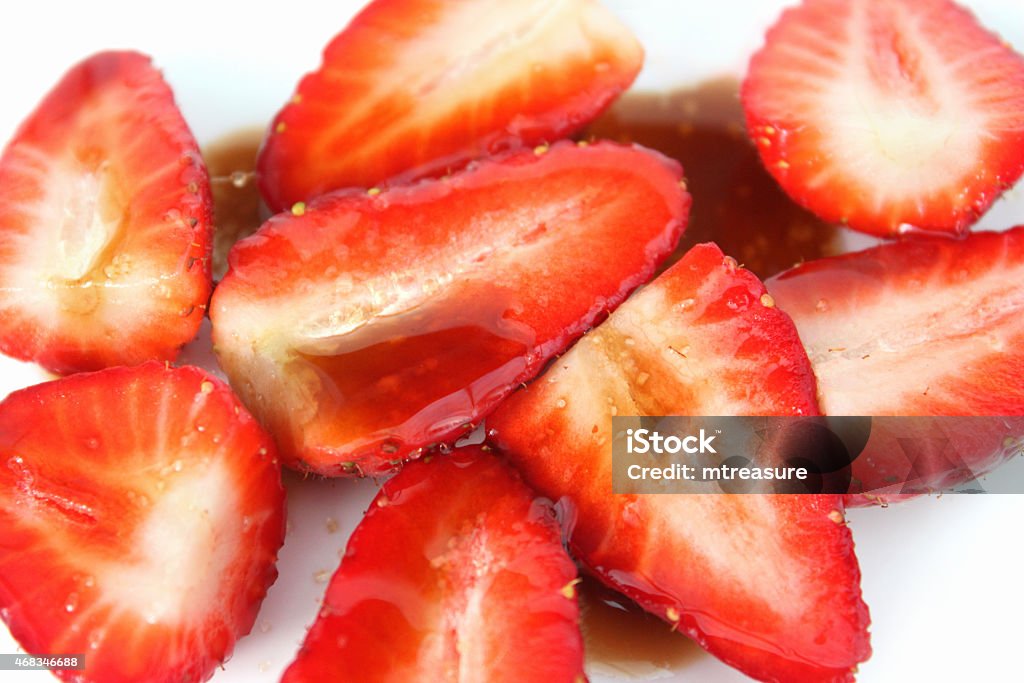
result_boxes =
[281,446,585,683]
[839,416,1024,505]
[256,0,643,211]
[0,51,212,375]
[212,140,689,477]
[0,362,285,683]
[767,227,1024,504]
[742,0,1024,237]
[488,243,871,682]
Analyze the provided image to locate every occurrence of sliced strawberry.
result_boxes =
[0,362,285,683]
[212,140,689,476]
[281,446,585,683]
[741,0,1024,237]
[488,243,871,683]
[256,0,643,211]
[839,416,1024,505]
[767,227,1024,504]
[0,51,212,375]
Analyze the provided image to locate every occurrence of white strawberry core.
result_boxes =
[556,296,815,614]
[813,2,984,203]
[0,141,132,324]
[52,162,119,282]
[99,460,241,626]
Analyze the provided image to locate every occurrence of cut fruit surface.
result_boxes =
[212,140,689,476]
[742,0,1024,236]
[280,446,585,683]
[767,227,1024,416]
[256,0,643,211]
[0,51,213,375]
[0,362,285,683]
[488,243,870,682]
[768,226,1024,504]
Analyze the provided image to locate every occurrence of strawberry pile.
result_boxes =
[0,0,1022,682]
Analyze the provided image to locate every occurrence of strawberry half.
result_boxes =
[0,362,285,683]
[742,0,1024,237]
[839,416,1024,505]
[256,0,643,211]
[281,446,585,683]
[212,140,689,476]
[767,227,1024,504]
[0,51,212,375]
[488,243,871,683]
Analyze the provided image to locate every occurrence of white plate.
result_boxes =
[1,1,1023,682]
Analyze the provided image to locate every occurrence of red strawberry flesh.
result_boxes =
[742,0,1024,236]
[488,243,871,682]
[280,446,585,683]
[256,0,644,211]
[212,140,689,476]
[0,362,285,683]
[767,227,1024,416]
[0,51,213,374]
[767,226,1024,504]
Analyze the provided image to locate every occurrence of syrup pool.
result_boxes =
[578,576,706,678]
[202,126,265,279]
[585,78,851,280]
[295,293,533,464]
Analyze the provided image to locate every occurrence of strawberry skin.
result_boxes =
[256,0,643,211]
[767,227,1024,504]
[0,362,285,683]
[488,243,871,683]
[0,51,212,375]
[742,0,1024,237]
[281,446,585,683]
[212,141,689,477]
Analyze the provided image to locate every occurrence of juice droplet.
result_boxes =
[88,630,103,650]
[201,128,264,279]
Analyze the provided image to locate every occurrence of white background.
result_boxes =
[1,1,1023,681]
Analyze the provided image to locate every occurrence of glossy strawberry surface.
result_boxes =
[281,446,585,683]
[742,0,1024,236]
[213,141,689,476]
[0,363,285,683]
[489,244,870,682]
[257,0,643,211]
[0,51,212,374]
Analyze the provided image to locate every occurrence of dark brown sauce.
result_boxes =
[202,126,265,279]
[578,576,704,677]
[586,78,845,280]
